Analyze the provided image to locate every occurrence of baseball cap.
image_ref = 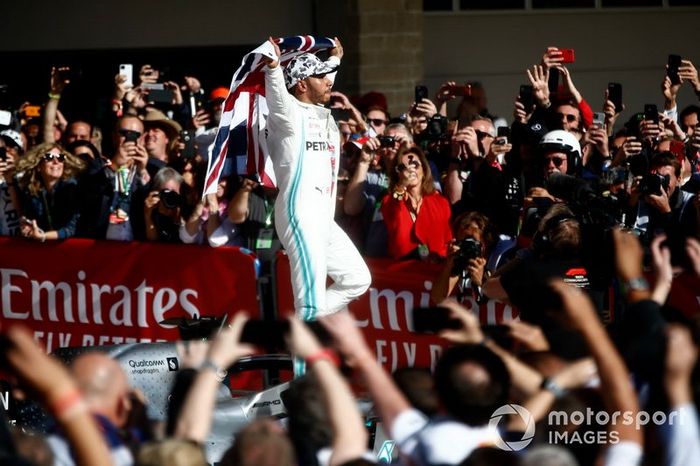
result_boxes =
[0,129,23,149]
[284,53,338,90]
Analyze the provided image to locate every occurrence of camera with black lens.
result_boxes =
[378,135,395,148]
[639,173,670,196]
[159,189,182,209]
[425,114,448,141]
[450,238,482,276]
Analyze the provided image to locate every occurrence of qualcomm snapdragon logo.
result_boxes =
[489,404,535,451]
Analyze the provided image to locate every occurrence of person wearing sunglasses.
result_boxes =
[14,142,85,242]
[539,130,581,180]
[553,102,582,134]
[342,127,414,258]
[76,115,151,241]
[444,116,512,220]
[366,106,389,137]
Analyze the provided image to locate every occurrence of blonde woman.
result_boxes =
[16,142,85,241]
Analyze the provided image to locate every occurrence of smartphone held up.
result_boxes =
[607,82,623,113]
[558,48,575,64]
[415,85,428,103]
[119,64,134,88]
[667,54,682,86]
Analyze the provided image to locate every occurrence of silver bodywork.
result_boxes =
[49,342,292,464]
[2,342,401,464]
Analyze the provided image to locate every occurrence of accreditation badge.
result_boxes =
[256,228,274,249]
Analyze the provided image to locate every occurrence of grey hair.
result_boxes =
[386,123,414,144]
[152,167,184,191]
[471,115,496,137]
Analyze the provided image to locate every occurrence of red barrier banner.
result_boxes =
[275,254,700,372]
[0,238,260,353]
[274,253,519,372]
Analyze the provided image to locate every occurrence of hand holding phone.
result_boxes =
[548,68,560,95]
[180,130,196,159]
[607,82,623,113]
[592,112,606,128]
[519,85,535,111]
[496,126,510,145]
[122,129,141,143]
[668,54,682,86]
[50,66,71,94]
[559,48,575,64]
[449,85,471,97]
[415,85,428,103]
[119,64,133,88]
[644,104,659,124]
[146,88,174,104]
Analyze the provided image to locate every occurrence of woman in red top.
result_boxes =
[381,146,452,260]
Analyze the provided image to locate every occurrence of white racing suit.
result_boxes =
[264,59,371,322]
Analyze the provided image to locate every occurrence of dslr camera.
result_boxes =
[159,189,183,209]
[640,173,670,196]
[425,114,448,142]
[450,238,482,276]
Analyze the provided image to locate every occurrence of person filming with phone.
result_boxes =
[77,115,150,241]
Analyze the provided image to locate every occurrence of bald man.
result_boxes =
[48,352,135,466]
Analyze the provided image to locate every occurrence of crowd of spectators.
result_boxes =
[2,44,700,466]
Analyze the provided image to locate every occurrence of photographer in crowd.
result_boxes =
[629,151,697,244]
[144,167,186,243]
[431,211,494,306]
[341,124,413,256]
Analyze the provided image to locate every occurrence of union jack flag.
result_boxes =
[203,35,337,195]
